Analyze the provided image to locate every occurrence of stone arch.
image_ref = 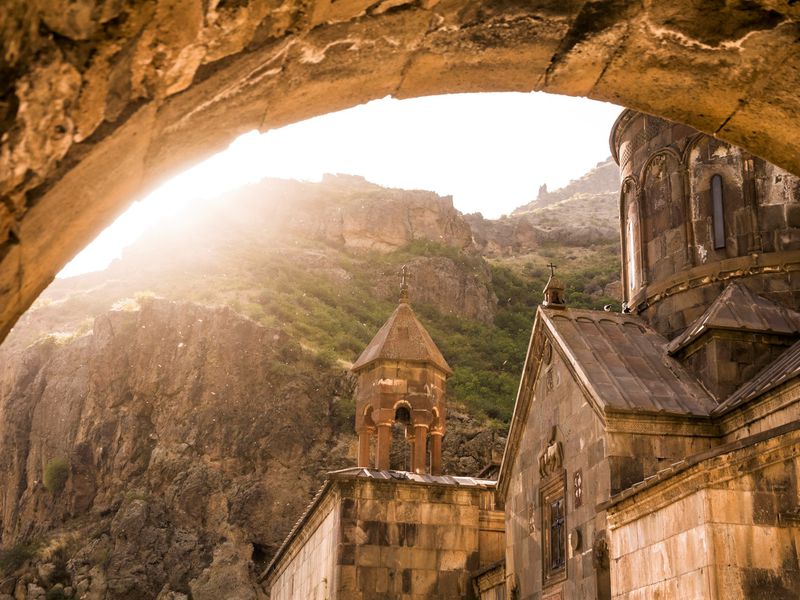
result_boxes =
[3,2,800,341]
[431,407,442,433]
[640,149,688,283]
[390,402,413,471]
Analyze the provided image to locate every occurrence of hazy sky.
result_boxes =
[60,92,622,278]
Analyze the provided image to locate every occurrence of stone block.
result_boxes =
[338,543,355,565]
[396,486,428,502]
[357,545,382,568]
[760,204,786,233]
[438,550,467,571]
[436,570,463,597]
[339,565,357,591]
[411,569,438,595]
[675,567,711,598]
[358,499,388,521]
[357,566,390,593]
[413,524,439,549]
[361,520,389,546]
[394,501,420,522]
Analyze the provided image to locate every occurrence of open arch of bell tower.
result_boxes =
[351,268,451,475]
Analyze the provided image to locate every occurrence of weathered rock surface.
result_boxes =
[1,0,800,347]
[466,158,620,257]
[372,255,497,324]
[0,298,504,599]
[514,158,619,213]
[267,175,473,252]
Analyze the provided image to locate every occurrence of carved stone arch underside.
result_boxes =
[3,2,800,342]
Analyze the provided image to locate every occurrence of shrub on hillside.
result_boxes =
[0,540,39,574]
[43,458,69,494]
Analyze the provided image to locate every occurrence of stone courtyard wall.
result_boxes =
[268,491,339,600]
[334,476,503,599]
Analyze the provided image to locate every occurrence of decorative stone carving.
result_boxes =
[539,427,563,478]
[570,528,582,552]
[573,469,583,508]
[592,532,609,570]
[527,501,536,535]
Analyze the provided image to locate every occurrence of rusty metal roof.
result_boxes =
[351,301,452,374]
[667,282,800,355]
[712,338,800,415]
[328,466,496,488]
[543,307,716,416]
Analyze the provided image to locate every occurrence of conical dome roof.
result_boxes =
[351,302,453,375]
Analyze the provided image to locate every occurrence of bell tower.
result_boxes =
[351,267,452,475]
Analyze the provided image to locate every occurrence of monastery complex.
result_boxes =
[262,110,800,599]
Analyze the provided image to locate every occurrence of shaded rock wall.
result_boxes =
[0,298,503,599]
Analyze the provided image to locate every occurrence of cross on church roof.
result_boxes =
[400,265,410,303]
[547,263,557,276]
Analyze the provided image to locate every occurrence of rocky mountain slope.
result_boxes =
[0,162,620,599]
[466,158,620,256]
[0,300,503,600]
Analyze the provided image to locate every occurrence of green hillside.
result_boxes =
[6,173,621,426]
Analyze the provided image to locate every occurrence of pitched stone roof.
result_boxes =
[351,302,452,374]
[542,307,716,416]
[667,282,800,355]
[712,339,800,415]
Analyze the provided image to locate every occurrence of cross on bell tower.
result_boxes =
[542,262,566,308]
[350,269,452,475]
[399,265,410,303]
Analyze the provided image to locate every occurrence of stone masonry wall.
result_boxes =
[503,342,611,600]
[613,111,800,339]
[335,477,503,600]
[268,493,339,600]
[608,426,800,600]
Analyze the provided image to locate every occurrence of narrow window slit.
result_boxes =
[712,174,725,249]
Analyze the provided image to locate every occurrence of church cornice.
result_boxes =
[632,244,800,314]
[601,421,800,527]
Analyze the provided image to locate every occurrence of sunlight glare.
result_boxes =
[59,92,622,278]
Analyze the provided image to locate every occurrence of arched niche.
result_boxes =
[685,136,753,261]
[620,176,643,304]
[640,150,687,283]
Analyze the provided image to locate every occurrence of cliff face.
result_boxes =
[466,158,620,257]
[513,158,619,213]
[0,299,504,600]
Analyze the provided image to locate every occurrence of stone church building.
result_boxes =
[263,110,800,599]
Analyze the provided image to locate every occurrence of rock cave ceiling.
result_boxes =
[1,0,799,343]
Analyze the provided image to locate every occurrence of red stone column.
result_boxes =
[357,427,374,468]
[406,429,416,473]
[413,424,428,474]
[430,431,443,475]
[376,422,392,471]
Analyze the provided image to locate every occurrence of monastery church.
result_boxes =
[262,110,800,599]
